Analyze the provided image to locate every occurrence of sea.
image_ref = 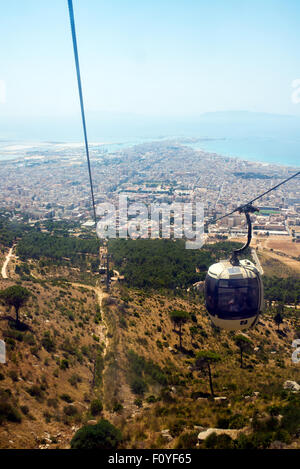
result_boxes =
[185,136,300,168]
[0,112,299,167]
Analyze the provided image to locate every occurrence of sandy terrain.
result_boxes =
[255,236,300,257]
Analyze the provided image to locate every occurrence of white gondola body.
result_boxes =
[205,259,264,331]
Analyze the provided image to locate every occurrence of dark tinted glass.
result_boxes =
[205,275,218,311]
[217,277,259,318]
[205,275,260,319]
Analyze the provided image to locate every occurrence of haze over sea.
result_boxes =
[0,111,299,167]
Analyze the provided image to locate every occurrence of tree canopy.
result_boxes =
[70,419,122,449]
[17,232,99,262]
[169,310,190,350]
[0,285,31,324]
[195,350,221,368]
[194,351,221,397]
[234,335,252,368]
[108,238,248,290]
[274,312,284,331]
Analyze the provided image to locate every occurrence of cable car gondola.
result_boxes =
[205,205,264,331]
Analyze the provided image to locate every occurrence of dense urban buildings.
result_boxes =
[1,140,299,239]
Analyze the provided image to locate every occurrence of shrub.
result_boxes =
[203,432,234,449]
[156,340,163,350]
[43,411,52,423]
[69,373,82,387]
[146,395,157,403]
[249,432,274,449]
[217,413,247,429]
[127,350,167,386]
[90,399,103,416]
[112,402,123,413]
[47,398,58,409]
[6,338,16,351]
[160,389,176,403]
[190,391,211,399]
[63,405,78,417]
[175,431,198,449]
[41,331,55,353]
[119,317,127,329]
[235,433,256,449]
[70,419,122,449]
[60,359,69,370]
[26,385,43,401]
[280,402,300,435]
[134,398,143,408]
[20,405,29,415]
[61,337,76,355]
[60,394,73,403]
[274,429,292,444]
[169,419,186,437]
[130,377,147,396]
[8,370,18,382]
[30,345,39,358]
[0,401,22,424]
[67,312,75,321]
[23,333,35,345]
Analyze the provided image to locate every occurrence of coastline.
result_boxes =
[0,137,299,170]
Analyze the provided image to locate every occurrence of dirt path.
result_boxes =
[71,282,109,349]
[1,245,14,279]
[70,282,121,420]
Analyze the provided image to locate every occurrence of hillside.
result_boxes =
[0,275,108,448]
[0,222,299,449]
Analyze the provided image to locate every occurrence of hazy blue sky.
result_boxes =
[1,0,300,118]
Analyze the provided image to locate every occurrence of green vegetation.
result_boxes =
[0,285,31,325]
[1,216,299,449]
[233,172,272,180]
[90,399,103,416]
[60,394,73,403]
[274,312,284,331]
[203,396,300,449]
[0,401,22,424]
[109,239,248,290]
[169,310,190,350]
[0,216,32,247]
[203,432,235,449]
[264,277,300,304]
[17,231,99,264]
[42,331,56,353]
[127,350,168,396]
[70,419,122,449]
[0,389,22,424]
[194,351,221,397]
[130,377,147,396]
[234,335,252,368]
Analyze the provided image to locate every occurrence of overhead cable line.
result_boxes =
[67,0,299,232]
[67,0,97,227]
[207,170,300,225]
